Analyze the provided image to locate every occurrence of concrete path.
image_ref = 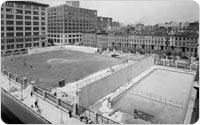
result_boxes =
[1,74,83,124]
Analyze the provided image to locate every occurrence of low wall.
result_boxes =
[63,45,98,53]
[79,56,154,108]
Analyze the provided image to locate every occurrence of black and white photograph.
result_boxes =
[1,0,199,124]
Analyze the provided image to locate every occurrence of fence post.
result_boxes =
[176,61,177,68]
[43,91,46,98]
[23,77,28,88]
[190,64,192,71]
[57,97,60,106]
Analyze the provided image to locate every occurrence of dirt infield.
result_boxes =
[1,50,122,89]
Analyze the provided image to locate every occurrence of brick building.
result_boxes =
[1,1,49,56]
[47,3,97,45]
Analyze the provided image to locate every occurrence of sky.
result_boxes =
[27,0,199,25]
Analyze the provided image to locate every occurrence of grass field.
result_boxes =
[1,50,122,89]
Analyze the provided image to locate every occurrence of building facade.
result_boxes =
[1,1,49,56]
[81,32,96,47]
[81,33,168,54]
[97,16,112,32]
[169,34,198,57]
[47,4,97,45]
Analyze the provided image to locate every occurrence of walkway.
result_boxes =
[1,74,83,124]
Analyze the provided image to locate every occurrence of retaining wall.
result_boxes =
[79,56,154,108]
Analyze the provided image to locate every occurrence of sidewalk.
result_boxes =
[1,74,83,124]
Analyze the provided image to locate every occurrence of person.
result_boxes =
[88,119,93,124]
[30,91,33,97]
[80,114,84,122]
[69,110,72,118]
[35,99,38,108]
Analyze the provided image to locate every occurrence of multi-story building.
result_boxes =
[81,32,96,47]
[47,3,97,45]
[82,32,168,53]
[1,1,49,56]
[169,33,198,57]
[97,16,112,32]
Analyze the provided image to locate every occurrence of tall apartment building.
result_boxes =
[47,4,97,45]
[97,16,112,31]
[1,1,49,56]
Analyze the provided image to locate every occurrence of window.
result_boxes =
[25,4,31,9]
[16,3,23,8]
[33,11,39,15]
[33,42,39,47]
[33,37,39,41]
[7,45,14,49]
[16,38,23,43]
[16,32,23,36]
[16,21,23,25]
[1,45,5,50]
[5,2,14,7]
[6,27,14,31]
[33,22,39,25]
[1,14,3,19]
[25,38,32,42]
[41,12,45,16]
[7,39,14,43]
[16,27,23,30]
[7,32,14,37]
[1,27,4,31]
[41,17,45,20]
[16,15,23,19]
[6,14,13,19]
[41,27,45,30]
[6,8,13,13]
[25,32,31,36]
[16,44,24,48]
[33,16,39,20]
[25,27,31,30]
[1,33,4,37]
[25,21,31,25]
[33,27,39,31]
[16,9,23,14]
[41,22,45,25]
[25,16,31,20]
[33,32,39,35]
[25,10,31,15]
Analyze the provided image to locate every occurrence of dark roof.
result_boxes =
[6,1,49,7]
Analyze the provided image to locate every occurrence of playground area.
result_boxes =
[90,66,195,124]
[1,49,122,89]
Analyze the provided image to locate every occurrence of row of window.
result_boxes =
[1,42,40,50]
[1,37,45,44]
[2,26,45,31]
[2,20,45,25]
[2,31,44,37]
[2,7,45,14]
[48,34,81,37]
[3,2,45,10]
[172,37,197,41]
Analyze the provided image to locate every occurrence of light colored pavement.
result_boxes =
[1,74,83,124]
